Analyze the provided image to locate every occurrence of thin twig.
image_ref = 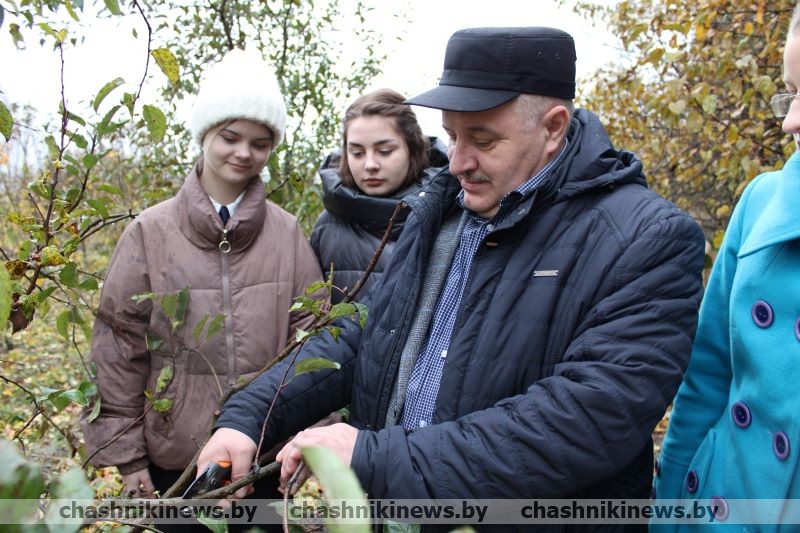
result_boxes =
[132,0,153,101]
[82,406,151,468]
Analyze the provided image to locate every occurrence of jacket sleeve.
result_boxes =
[288,220,325,335]
[80,221,153,474]
[214,313,362,446]
[653,186,752,503]
[351,210,706,499]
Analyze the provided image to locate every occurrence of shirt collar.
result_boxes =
[209,190,246,219]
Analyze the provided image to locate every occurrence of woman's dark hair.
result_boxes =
[338,88,430,190]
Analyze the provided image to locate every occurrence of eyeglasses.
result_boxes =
[770,93,800,118]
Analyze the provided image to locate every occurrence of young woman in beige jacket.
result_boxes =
[81,49,322,499]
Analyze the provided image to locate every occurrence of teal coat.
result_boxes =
[654,152,800,529]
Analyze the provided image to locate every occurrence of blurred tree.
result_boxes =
[570,0,795,247]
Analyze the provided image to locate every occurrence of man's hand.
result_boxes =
[197,427,257,499]
[276,423,358,494]
[121,467,156,498]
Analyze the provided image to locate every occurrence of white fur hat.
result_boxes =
[190,48,287,147]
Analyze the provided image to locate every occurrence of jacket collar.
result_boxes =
[174,160,267,252]
[317,138,449,238]
[740,151,800,257]
[414,109,647,232]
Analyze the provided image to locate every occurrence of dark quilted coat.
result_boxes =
[310,138,448,303]
[217,110,705,511]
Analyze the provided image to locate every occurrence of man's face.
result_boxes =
[442,97,552,220]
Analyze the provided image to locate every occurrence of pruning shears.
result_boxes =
[182,461,232,499]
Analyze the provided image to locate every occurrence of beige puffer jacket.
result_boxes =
[81,163,323,474]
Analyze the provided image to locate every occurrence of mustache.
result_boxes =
[458,174,491,184]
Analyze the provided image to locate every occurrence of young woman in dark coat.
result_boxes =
[310,89,448,303]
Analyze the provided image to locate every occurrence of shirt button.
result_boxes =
[440,350,447,358]
[486,224,495,232]
[419,420,427,428]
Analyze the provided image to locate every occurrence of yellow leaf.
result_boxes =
[715,205,731,219]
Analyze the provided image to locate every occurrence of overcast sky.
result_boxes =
[0,0,622,142]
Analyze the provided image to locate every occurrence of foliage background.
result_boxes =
[0,0,797,515]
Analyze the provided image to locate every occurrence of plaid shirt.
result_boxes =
[401,142,568,430]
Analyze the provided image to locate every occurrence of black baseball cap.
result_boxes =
[406,27,577,112]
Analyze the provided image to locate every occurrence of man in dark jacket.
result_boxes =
[198,26,705,524]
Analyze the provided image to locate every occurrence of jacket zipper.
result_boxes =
[219,229,236,387]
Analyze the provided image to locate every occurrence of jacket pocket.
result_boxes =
[682,427,717,498]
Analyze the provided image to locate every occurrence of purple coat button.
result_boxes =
[751,300,773,328]
[774,432,790,460]
[710,496,729,521]
[686,470,699,493]
[731,402,751,428]
[795,317,800,342]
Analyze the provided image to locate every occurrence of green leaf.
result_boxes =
[64,0,81,22]
[151,398,172,413]
[123,92,136,116]
[37,21,61,41]
[142,104,167,142]
[67,110,86,127]
[82,153,98,171]
[35,286,57,303]
[0,440,45,522]
[78,381,97,397]
[196,510,228,533]
[304,280,328,295]
[92,77,124,111]
[87,396,102,423]
[193,313,210,342]
[155,365,173,393]
[59,262,78,287]
[46,390,70,411]
[295,328,311,342]
[79,277,98,291]
[87,198,110,219]
[174,286,190,328]
[60,388,88,406]
[328,302,356,320]
[294,357,340,378]
[97,184,123,196]
[327,326,341,342]
[131,292,155,303]
[45,135,60,160]
[103,0,122,16]
[62,234,80,257]
[146,332,163,351]
[56,310,71,340]
[151,47,181,87]
[0,101,12,142]
[96,105,121,139]
[0,263,10,328]
[205,313,224,341]
[354,303,368,329]
[302,446,370,533]
[43,467,93,528]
